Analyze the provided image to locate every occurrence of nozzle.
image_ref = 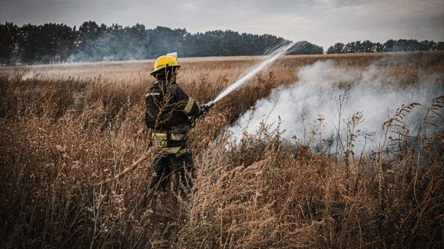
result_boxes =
[202,101,215,112]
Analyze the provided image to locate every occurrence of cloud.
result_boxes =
[181,2,199,11]
[235,0,315,15]
[233,13,313,41]
[1,0,443,51]
[301,0,444,48]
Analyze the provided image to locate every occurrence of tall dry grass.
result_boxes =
[1,52,444,248]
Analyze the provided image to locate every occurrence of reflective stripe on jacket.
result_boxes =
[152,132,190,156]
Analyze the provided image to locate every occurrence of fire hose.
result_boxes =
[94,151,151,187]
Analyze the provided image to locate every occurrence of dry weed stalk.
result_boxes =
[1,52,443,248]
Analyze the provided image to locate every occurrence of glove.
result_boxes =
[188,101,214,128]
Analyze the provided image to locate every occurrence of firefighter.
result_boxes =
[145,53,205,195]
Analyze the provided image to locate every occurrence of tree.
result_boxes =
[2,21,328,63]
[362,40,374,53]
[384,39,396,52]
[16,23,77,64]
[327,43,345,54]
[0,22,19,64]
[17,24,43,63]
[344,42,356,53]
[73,21,106,61]
[374,42,384,52]
[328,39,442,54]
[289,41,323,55]
[419,40,436,51]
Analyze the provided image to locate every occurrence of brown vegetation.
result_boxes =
[1,52,444,248]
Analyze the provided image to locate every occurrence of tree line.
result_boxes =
[0,21,323,64]
[327,39,444,54]
[2,21,442,64]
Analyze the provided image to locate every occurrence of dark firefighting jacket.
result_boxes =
[145,80,201,155]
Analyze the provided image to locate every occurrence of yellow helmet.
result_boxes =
[151,54,180,76]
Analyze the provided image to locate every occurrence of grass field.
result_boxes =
[1,52,444,248]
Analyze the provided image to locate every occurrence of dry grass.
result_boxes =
[1,51,444,248]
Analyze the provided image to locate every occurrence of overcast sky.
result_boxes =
[1,0,443,50]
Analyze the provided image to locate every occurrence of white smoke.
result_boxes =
[229,60,444,154]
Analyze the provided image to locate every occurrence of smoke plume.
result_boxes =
[229,60,444,154]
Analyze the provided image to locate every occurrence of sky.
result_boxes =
[1,0,443,50]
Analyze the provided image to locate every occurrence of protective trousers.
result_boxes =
[149,152,194,192]
[149,134,195,192]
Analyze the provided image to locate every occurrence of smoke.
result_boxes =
[68,34,152,63]
[229,60,444,154]
[65,26,322,63]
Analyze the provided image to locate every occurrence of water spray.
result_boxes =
[202,41,296,109]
